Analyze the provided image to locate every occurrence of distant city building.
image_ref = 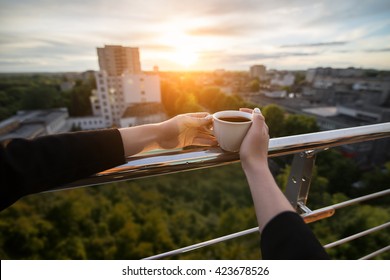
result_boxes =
[91,71,162,127]
[217,86,233,95]
[0,108,70,141]
[303,67,390,107]
[67,116,106,131]
[214,69,226,76]
[301,104,390,167]
[250,65,266,81]
[306,67,365,83]
[270,72,295,87]
[248,66,390,167]
[75,45,164,129]
[264,90,287,98]
[97,45,141,76]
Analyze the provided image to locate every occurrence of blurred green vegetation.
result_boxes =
[0,73,388,260]
[0,74,94,121]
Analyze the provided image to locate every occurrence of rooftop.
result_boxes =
[122,102,165,118]
[302,107,338,117]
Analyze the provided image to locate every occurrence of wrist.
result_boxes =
[241,158,270,176]
[119,123,161,156]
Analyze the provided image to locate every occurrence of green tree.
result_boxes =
[284,114,319,136]
[249,79,260,92]
[316,150,360,195]
[262,104,286,137]
[358,162,390,202]
[175,93,203,114]
[161,81,180,116]
[21,85,60,110]
[67,81,93,116]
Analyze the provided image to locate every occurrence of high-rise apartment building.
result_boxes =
[86,45,161,128]
[97,45,141,76]
[250,65,267,81]
[69,45,163,130]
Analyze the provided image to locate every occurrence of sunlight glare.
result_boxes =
[171,48,198,68]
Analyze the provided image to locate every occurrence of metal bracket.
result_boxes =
[285,150,317,211]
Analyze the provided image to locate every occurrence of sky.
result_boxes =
[1,0,390,72]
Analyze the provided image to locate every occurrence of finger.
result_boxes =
[185,114,213,127]
[252,107,265,121]
[198,126,214,136]
[192,136,218,146]
[186,112,211,118]
[239,108,253,114]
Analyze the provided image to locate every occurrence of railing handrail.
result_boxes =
[54,122,390,191]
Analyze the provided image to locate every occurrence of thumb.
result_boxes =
[252,108,269,135]
[252,108,265,123]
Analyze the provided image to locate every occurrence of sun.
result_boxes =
[171,48,199,68]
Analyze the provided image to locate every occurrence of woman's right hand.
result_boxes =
[239,108,270,171]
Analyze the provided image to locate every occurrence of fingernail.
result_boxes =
[205,114,213,120]
[254,108,261,113]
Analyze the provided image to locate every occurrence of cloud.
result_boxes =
[1,0,390,71]
[140,44,177,52]
[201,51,320,65]
[280,41,348,48]
[186,23,256,37]
[364,47,390,53]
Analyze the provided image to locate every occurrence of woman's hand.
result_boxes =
[239,108,270,171]
[119,112,216,156]
[158,112,216,149]
[238,108,294,232]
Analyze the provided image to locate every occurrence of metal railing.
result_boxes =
[56,122,390,259]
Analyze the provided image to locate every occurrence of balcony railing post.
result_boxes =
[285,150,316,210]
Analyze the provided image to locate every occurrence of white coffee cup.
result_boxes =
[212,110,253,152]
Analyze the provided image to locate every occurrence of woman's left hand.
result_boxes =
[158,112,217,149]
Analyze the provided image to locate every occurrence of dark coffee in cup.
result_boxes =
[218,116,251,123]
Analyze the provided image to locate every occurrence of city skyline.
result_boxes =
[1,0,390,72]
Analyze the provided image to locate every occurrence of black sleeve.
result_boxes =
[0,129,126,211]
[260,211,330,259]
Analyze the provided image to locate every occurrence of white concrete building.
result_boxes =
[271,73,295,87]
[88,45,162,128]
[67,116,106,130]
[0,108,70,141]
[93,71,161,127]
